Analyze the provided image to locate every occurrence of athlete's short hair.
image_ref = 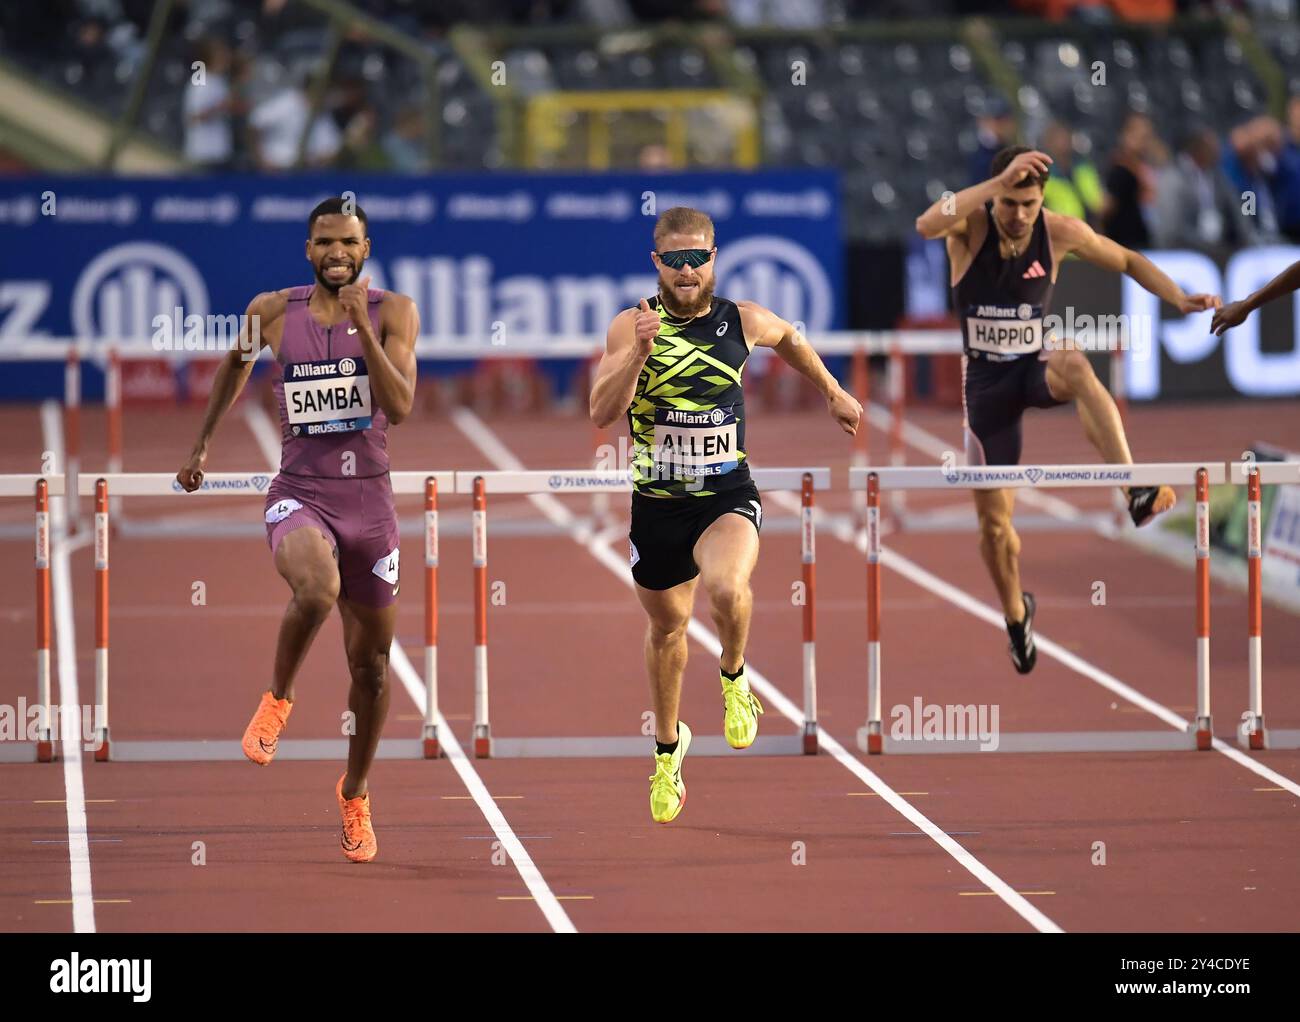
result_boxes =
[990,145,1049,190]
[653,207,715,248]
[308,197,368,234]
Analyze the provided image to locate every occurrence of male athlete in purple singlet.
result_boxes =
[176,197,418,863]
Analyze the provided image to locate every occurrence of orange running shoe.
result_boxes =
[241,691,292,766]
[336,775,377,863]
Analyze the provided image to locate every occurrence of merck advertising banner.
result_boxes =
[0,171,843,400]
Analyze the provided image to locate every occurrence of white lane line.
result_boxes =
[451,406,1063,934]
[242,403,575,933]
[40,400,96,934]
[766,489,1300,800]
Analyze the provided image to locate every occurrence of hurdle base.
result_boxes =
[880,730,1200,754]
[422,724,441,759]
[97,738,431,762]
[1238,715,1268,751]
[802,723,818,756]
[484,735,807,758]
[857,722,884,755]
[93,728,111,762]
[473,726,492,759]
[37,737,56,763]
[0,742,51,763]
[1195,716,1213,751]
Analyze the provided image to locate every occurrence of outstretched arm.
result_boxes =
[739,301,861,436]
[1052,214,1221,314]
[1212,258,1300,335]
[176,292,280,491]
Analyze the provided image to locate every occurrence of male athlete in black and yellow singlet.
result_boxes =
[590,207,861,823]
[916,146,1221,674]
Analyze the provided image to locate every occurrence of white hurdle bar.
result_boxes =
[850,462,1230,755]
[74,471,453,762]
[455,467,830,758]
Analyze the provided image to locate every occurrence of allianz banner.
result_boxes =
[0,171,841,398]
[1052,247,1300,400]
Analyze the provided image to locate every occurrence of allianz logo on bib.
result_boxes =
[49,954,151,1002]
[287,358,360,379]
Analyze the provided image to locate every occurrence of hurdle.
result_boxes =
[1228,458,1300,751]
[456,467,829,758]
[0,474,65,763]
[851,462,1231,754]
[75,471,452,762]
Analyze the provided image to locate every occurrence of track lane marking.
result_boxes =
[243,403,575,934]
[451,407,1063,935]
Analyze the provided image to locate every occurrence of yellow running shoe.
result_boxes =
[649,721,692,824]
[721,666,763,749]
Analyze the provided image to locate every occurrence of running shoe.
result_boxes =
[241,690,292,765]
[721,666,763,749]
[336,774,377,863]
[1127,485,1176,528]
[649,721,692,824]
[1007,592,1037,675]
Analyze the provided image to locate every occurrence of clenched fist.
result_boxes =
[338,275,372,329]
[634,298,660,354]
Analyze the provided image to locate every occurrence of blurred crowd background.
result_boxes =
[3,0,1298,246]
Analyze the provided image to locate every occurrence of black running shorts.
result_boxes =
[629,482,763,591]
[962,353,1068,466]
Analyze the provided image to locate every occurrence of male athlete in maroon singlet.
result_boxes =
[176,198,418,862]
[916,147,1220,674]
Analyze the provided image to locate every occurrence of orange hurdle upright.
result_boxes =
[863,472,883,754]
[1194,468,1213,751]
[472,476,492,758]
[800,472,818,754]
[94,478,110,760]
[1243,468,1267,750]
[34,480,54,762]
[423,476,441,758]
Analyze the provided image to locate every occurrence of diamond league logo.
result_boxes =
[714,235,835,332]
[252,475,270,491]
[72,241,210,343]
[1024,467,1044,484]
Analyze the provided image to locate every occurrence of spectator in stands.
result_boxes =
[183,38,238,170]
[248,68,343,171]
[1101,111,1161,248]
[382,105,432,172]
[968,96,1019,186]
[1040,119,1102,225]
[1222,115,1283,242]
[1275,95,1300,244]
[1154,126,1255,249]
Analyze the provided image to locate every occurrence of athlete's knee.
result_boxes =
[706,574,750,618]
[291,576,338,621]
[1052,349,1096,392]
[346,646,389,697]
[647,613,690,647]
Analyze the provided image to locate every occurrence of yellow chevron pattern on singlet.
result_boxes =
[627,296,749,497]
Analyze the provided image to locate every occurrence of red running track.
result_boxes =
[2,394,1299,932]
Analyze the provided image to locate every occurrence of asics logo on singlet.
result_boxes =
[716,321,729,336]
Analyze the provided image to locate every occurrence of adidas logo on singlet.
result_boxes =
[1022,260,1046,279]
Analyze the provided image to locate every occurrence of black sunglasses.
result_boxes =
[656,248,714,270]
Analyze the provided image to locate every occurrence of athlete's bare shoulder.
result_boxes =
[736,299,789,348]
[1043,207,1089,249]
[249,289,291,322]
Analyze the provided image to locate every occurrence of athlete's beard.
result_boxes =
[657,275,715,320]
[314,260,362,293]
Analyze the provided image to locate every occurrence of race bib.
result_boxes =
[264,498,303,524]
[284,357,372,436]
[652,406,738,477]
[371,547,399,585]
[964,303,1045,357]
